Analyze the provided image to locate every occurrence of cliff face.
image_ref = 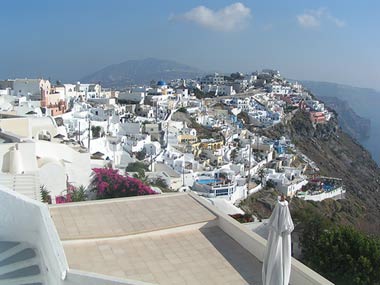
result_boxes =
[262,111,380,235]
[319,96,370,140]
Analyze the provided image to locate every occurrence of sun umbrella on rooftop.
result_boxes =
[262,195,294,285]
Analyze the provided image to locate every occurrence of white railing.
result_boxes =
[0,186,69,284]
[299,187,346,202]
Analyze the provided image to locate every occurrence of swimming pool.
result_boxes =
[322,184,334,191]
[197,179,220,185]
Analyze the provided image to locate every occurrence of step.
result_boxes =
[0,265,40,280]
[13,183,38,187]
[0,274,42,285]
[12,187,37,191]
[13,180,37,183]
[13,181,37,185]
[15,174,37,178]
[0,257,39,275]
[12,183,37,186]
[0,244,28,263]
[0,248,36,267]
[14,178,37,181]
[0,243,19,255]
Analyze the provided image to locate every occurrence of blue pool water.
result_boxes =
[197,179,220,185]
[323,184,334,191]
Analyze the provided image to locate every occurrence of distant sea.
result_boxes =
[350,95,380,165]
[301,81,380,165]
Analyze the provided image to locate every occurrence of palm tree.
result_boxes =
[40,185,51,204]
[70,185,87,202]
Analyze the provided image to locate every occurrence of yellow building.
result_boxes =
[178,134,197,144]
[191,140,223,153]
[201,140,223,150]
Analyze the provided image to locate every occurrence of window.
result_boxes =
[216,188,229,196]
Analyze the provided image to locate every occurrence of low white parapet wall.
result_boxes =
[190,192,334,285]
[248,183,262,195]
[301,187,346,201]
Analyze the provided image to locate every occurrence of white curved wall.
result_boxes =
[0,143,38,173]
[36,141,91,188]
[39,162,67,197]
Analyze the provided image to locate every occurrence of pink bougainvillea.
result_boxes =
[91,167,156,199]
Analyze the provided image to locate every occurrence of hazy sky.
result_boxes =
[1,0,379,89]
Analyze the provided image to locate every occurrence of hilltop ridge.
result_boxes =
[80,58,203,88]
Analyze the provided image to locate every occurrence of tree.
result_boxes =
[177,107,188,113]
[128,167,169,191]
[193,88,214,99]
[230,72,244,80]
[294,207,380,285]
[265,179,276,189]
[230,149,238,161]
[126,162,148,178]
[40,185,51,204]
[193,88,205,99]
[91,126,102,138]
[70,185,87,202]
[258,168,266,184]
[150,177,170,192]
[135,148,146,160]
[302,225,380,285]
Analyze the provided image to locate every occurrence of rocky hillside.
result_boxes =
[319,96,370,140]
[171,109,222,140]
[301,80,380,164]
[256,111,380,235]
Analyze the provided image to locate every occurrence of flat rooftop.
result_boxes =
[50,193,263,284]
[63,227,262,284]
[50,194,216,240]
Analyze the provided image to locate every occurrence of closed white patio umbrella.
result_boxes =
[262,195,294,285]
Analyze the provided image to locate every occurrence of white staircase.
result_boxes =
[0,174,40,201]
[0,241,44,285]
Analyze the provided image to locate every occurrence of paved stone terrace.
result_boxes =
[63,226,262,285]
[50,194,216,240]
